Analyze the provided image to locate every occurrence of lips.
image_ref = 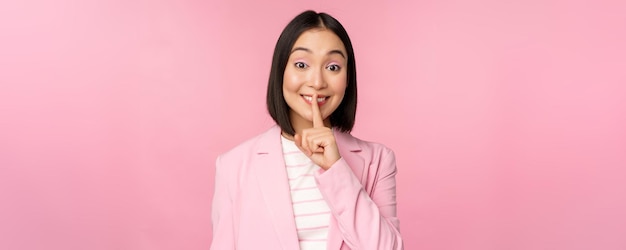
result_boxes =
[301,95,328,105]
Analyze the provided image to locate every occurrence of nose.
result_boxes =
[308,67,327,90]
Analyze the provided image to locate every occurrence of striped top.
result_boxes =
[281,136,331,250]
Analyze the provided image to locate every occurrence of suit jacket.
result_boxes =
[211,125,403,249]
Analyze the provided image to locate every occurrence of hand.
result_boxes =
[294,94,341,170]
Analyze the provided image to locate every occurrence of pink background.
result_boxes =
[1,0,625,249]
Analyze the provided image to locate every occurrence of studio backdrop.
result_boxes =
[1,0,625,249]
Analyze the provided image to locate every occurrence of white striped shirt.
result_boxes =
[281,136,331,250]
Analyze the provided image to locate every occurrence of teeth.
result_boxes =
[303,96,326,102]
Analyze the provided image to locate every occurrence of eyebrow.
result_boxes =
[290,47,346,59]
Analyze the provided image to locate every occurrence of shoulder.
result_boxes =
[217,125,279,164]
[358,136,394,153]
[337,131,396,161]
[337,132,398,180]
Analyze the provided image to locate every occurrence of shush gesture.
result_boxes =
[294,94,341,170]
[212,14,404,249]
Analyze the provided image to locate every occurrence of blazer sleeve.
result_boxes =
[210,156,236,249]
[315,147,403,250]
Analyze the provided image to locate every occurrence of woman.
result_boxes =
[211,10,403,250]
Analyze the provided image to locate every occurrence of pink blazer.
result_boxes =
[211,125,403,249]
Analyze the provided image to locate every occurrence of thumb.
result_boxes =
[294,134,311,155]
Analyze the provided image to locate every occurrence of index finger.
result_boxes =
[311,93,324,128]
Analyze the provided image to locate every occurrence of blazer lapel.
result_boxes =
[334,130,365,183]
[252,126,300,250]
[326,130,366,250]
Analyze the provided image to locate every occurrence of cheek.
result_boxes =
[331,76,348,96]
[328,79,347,114]
[283,69,301,92]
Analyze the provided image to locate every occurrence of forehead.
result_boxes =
[291,28,346,53]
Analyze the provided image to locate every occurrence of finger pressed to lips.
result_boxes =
[310,94,325,128]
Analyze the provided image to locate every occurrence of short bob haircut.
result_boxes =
[266,10,357,136]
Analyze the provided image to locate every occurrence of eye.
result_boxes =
[294,62,308,69]
[326,64,341,71]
